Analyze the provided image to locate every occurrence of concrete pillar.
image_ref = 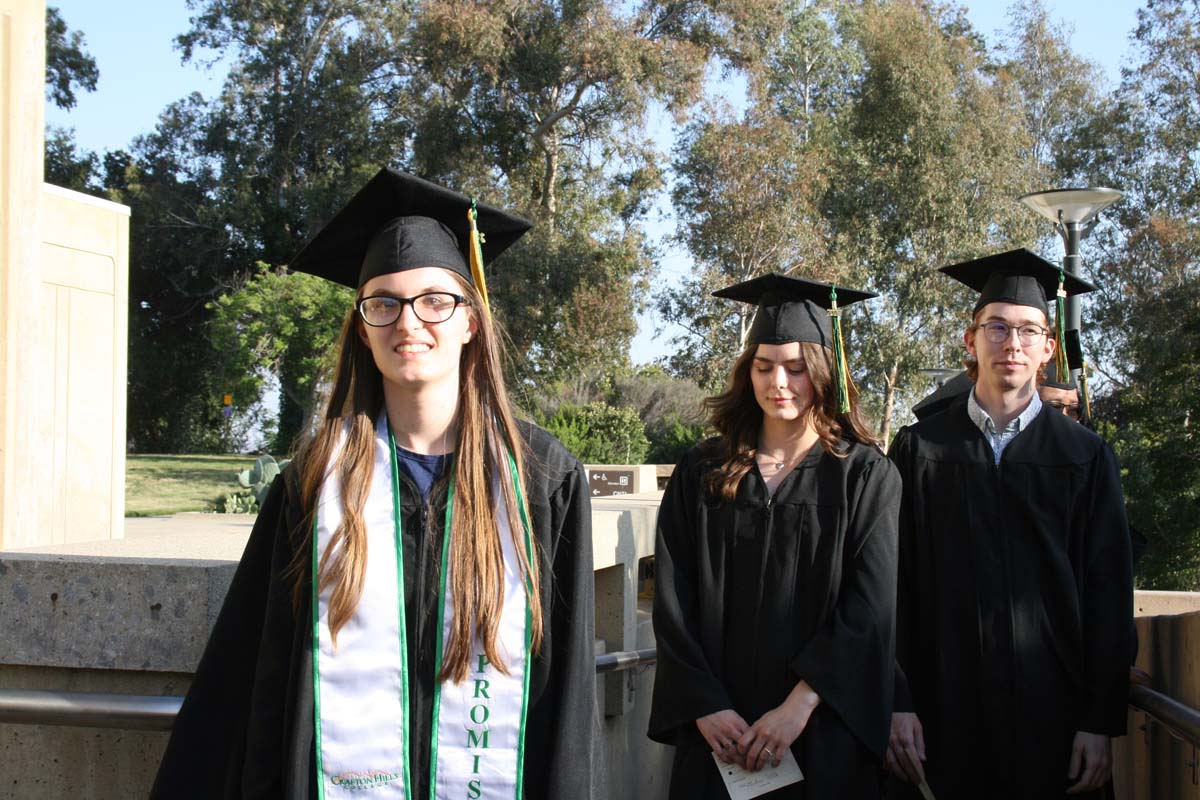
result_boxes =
[0,0,47,550]
[0,0,128,550]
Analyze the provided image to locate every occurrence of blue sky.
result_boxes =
[45,0,1146,365]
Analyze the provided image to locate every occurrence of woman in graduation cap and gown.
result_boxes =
[648,275,902,799]
[150,168,597,800]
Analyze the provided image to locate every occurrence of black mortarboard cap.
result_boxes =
[939,248,1097,316]
[912,371,973,421]
[712,274,876,349]
[1041,361,1077,390]
[289,167,533,289]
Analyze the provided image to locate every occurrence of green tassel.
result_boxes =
[1054,267,1069,380]
[830,286,851,415]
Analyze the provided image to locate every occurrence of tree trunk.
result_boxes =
[880,363,898,451]
[541,134,559,232]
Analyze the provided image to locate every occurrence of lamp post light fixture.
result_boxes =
[1018,187,1123,338]
[918,368,962,388]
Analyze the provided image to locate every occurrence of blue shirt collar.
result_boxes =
[967,385,1043,436]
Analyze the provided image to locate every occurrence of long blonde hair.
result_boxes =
[292,273,543,682]
[702,341,881,502]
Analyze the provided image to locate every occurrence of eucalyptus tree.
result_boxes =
[401,0,772,390]
[658,0,856,389]
[1059,0,1200,588]
[822,0,1039,442]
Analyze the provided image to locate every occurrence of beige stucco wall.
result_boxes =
[0,0,129,550]
[35,185,129,546]
[1,0,48,549]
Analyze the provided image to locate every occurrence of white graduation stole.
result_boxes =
[312,415,533,800]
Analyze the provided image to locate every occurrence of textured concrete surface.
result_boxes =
[0,665,185,800]
[1133,590,1200,618]
[0,501,669,799]
[0,514,250,672]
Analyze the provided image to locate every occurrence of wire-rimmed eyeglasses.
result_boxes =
[1045,399,1082,420]
[973,321,1049,346]
[356,292,468,327]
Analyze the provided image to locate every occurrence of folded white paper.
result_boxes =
[711,748,804,800]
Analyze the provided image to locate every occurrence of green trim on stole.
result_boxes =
[311,427,533,800]
[427,452,535,800]
[312,427,413,799]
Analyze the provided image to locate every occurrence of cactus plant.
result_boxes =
[217,491,259,514]
[237,455,290,507]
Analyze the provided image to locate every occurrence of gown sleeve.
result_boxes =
[887,426,916,715]
[647,449,734,746]
[788,453,902,760]
[1078,443,1134,735]
[524,458,599,800]
[149,472,301,799]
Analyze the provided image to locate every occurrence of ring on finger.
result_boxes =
[763,747,774,759]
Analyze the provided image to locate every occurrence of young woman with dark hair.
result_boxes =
[151,169,597,800]
[648,274,901,799]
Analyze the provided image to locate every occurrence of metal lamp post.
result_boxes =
[1017,187,1123,338]
[918,368,962,388]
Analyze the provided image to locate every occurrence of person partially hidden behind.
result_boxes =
[1038,361,1083,421]
[886,249,1134,799]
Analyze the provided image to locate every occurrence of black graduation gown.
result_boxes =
[150,423,598,800]
[648,438,901,799]
[888,397,1133,800]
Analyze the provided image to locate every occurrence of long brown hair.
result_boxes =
[292,273,542,683]
[702,341,881,502]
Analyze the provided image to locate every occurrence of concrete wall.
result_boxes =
[1114,595,1200,800]
[0,497,672,799]
[0,0,129,552]
[35,185,130,547]
[0,0,47,551]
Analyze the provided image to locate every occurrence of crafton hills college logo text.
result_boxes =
[330,770,401,790]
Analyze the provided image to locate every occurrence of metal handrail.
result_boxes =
[0,691,181,731]
[1129,683,1200,747]
[595,647,656,674]
[0,648,658,731]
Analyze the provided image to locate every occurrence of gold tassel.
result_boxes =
[468,200,491,313]
[829,286,851,415]
[1079,360,1092,421]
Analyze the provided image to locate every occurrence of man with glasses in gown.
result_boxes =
[884,249,1134,800]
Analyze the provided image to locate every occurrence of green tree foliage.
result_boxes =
[660,108,834,388]
[45,6,97,110]
[991,0,1104,180]
[1061,0,1200,588]
[824,1,1040,443]
[539,401,650,465]
[659,0,855,389]
[109,0,770,449]
[44,7,102,195]
[404,1,767,388]
[1106,275,1200,589]
[645,414,707,465]
[663,0,1043,443]
[209,265,353,453]
[114,1,412,451]
[44,126,99,192]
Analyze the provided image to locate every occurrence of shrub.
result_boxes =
[541,401,650,464]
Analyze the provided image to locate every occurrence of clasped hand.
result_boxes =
[696,681,820,772]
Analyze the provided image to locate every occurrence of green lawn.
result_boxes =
[126,454,260,516]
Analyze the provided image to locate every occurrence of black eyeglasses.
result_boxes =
[974,321,1049,346]
[356,292,468,327]
[1045,399,1082,419]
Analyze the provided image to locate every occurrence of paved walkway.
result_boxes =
[6,513,255,562]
